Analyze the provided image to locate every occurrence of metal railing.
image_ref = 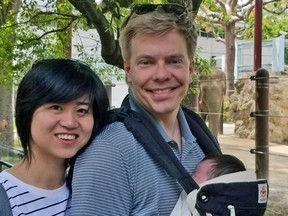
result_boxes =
[0,142,23,170]
[0,160,12,172]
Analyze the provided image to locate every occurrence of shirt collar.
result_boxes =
[128,89,196,144]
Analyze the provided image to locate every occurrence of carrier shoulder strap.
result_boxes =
[108,106,221,193]
[0,183,13,216]
[182,106,222,155]
[119,95,221,155]
[108,108,199,193]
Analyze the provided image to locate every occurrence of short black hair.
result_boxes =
[203,154,246,179]
[16,58,110,162]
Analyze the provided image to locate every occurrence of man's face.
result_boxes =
[124,29,194,120]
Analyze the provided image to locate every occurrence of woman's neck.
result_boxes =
[7,158,67,190]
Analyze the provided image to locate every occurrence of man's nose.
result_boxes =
[153,63,171,80]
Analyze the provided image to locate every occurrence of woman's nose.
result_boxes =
[59,112,78,129]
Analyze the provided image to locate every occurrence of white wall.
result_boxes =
[197,36,226,60]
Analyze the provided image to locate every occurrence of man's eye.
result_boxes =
[169,59,182,64]
[139,59,154,66]
[140,61,149,65]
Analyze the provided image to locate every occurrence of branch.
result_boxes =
[263,5,288,14]
[199,5,223,21]
[263,0,282,5]
[18,19,76,47]
[215,0,226,11]
[26,11,80,23]
[235,0,284,17]
[0,0,21,24]
[215,37,225,44]
[1,11,80,32]
[68,0,123,68]
[101,0,132,13]
[239,0,254,8]
[229,0,238,11]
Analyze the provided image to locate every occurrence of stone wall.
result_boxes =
[230,72,288,144]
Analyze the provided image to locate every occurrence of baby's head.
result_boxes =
[192,154,246,185]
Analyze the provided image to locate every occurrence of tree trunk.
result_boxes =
[0,0,22,147]
[224,23,236,96]
[0,85,14,146]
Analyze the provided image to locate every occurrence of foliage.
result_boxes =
[75,42,124,83]
[182,54,212,109]
[241,10,288,40]
[1,0,142,85]
[12,0,81,83]
[0,0,75,84]
[0,26,14,86]
[223,96,233,123]
[240,5,288,68]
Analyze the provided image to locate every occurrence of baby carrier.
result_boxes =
[108,98,269,216]
[187,171,268,216]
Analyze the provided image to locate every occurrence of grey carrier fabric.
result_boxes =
[0,183,13,216]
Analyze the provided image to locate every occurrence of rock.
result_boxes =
[230,71,288,144]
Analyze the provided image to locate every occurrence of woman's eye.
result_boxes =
[50,105,62,111]
[78,109,89,116]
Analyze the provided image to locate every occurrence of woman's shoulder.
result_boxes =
[0,170,11,184]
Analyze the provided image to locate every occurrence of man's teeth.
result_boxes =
[153,89,171,94]
[57,134,76,140]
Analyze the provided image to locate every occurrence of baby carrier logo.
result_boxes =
[258,183,268,203]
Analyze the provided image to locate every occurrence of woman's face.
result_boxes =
[29,96,94,163]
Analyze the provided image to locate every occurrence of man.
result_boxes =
[71,3,219,215]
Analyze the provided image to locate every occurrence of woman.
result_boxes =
[0,59,109,215]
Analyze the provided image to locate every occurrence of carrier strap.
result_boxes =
[108,105,221,193]
[182,107,222,155]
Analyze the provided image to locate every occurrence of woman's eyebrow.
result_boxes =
[77,98,90,105]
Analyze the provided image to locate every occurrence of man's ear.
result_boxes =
[124,60,132,83]
[189,60,195,83]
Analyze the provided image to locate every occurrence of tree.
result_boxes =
[0,0,22,146]
[196,0,288,95]
[242,6,288,40]
[67,0,204,68]
[1,0,206,78]
[0,0,77,147]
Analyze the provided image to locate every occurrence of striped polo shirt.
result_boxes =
[71,96,206,215]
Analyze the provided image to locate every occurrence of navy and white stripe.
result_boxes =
[71,117,205,215]
[0,171,71,216]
